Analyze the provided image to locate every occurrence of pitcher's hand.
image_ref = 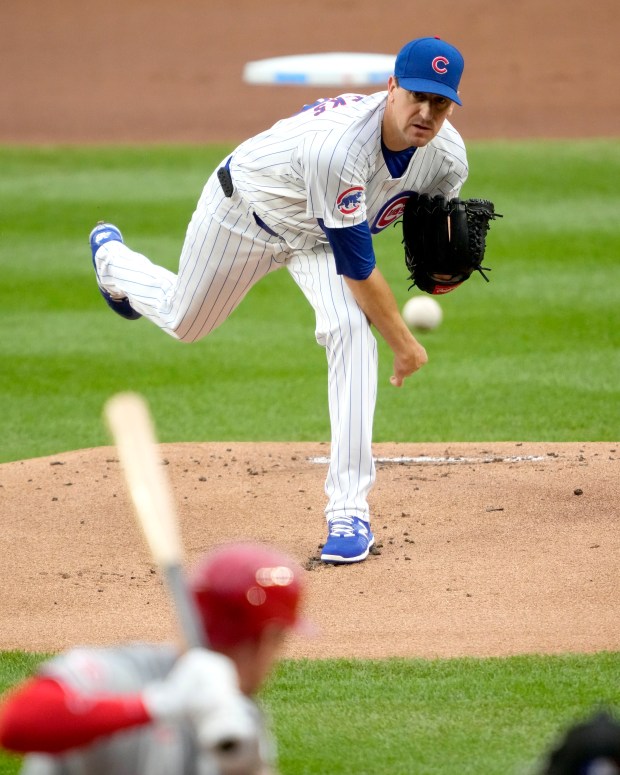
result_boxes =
[390,339,428,387]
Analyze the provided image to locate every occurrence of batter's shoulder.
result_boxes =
[40,643,177,693]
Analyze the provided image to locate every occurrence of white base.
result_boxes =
[242,52,395,86]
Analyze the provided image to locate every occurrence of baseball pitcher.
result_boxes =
[87,37,500,565]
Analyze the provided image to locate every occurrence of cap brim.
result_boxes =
[396,77,462,106]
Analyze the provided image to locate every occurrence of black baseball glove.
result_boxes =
[402,193,502,295]
[540,711,620,774]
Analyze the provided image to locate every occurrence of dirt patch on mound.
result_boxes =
[1,442,617,659]
[1,0,618,661]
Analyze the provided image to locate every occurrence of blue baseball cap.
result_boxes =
[394,37,464,105]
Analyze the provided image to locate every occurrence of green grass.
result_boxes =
[0,141,618,773]
[264,654,620,775]
[1,651,618,774]
[1,140,619,463]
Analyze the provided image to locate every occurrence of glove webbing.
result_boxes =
[464,199,502,281]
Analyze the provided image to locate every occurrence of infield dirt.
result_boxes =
[0,0,618,658]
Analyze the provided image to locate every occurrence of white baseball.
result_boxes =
[402,296,443,331]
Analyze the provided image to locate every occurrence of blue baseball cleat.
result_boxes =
[320,516,375,564]
[89,222,141,321]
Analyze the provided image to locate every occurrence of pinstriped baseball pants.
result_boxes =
[95,170,377,524]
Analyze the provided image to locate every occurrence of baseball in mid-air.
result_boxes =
[402,296,443,331]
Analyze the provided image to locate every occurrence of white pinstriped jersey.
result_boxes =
[230,91,468,250]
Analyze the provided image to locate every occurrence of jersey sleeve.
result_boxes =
[0,646,178,754]
[0,676,149,753]
[318,220,376,280]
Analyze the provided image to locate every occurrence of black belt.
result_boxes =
[217,157,280,238]
[216,157,234,198]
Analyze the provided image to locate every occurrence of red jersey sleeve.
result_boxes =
[0,676,151,753]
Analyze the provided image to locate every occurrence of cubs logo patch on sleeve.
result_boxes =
[337,186,364,215]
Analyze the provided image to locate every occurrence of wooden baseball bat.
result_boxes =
[104,391,205,649]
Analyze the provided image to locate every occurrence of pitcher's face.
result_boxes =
[383,76,454,151]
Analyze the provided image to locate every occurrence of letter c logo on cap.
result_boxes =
[432,56,449,74]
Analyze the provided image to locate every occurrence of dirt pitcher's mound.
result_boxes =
[0,442,617,659]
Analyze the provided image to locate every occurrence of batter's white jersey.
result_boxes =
[20,644,273,775]
[94,91,468,525]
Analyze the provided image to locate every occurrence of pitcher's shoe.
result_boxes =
[89,222,141,321]
[320,516,375,564]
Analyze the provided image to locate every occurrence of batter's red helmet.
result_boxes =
[189,542,305,650]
